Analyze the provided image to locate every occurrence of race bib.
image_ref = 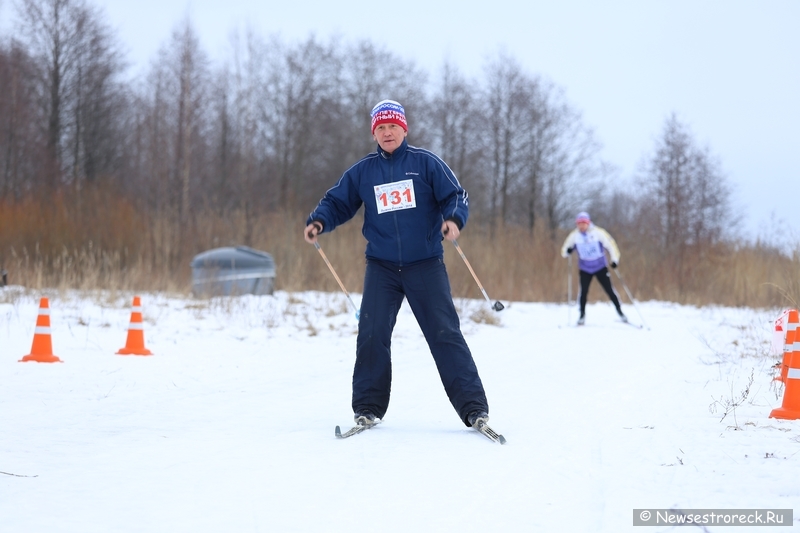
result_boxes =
[576,240,604,261]
[374,179,416,214]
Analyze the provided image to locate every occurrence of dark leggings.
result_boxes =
[579,267,622,315]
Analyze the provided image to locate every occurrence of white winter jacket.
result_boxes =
[561,224,621,274]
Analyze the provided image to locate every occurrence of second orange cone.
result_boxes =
[770,349,800,420]
[776,310,799,384]
[116,296,153,356]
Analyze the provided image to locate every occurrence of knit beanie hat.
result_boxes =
[371,100,408,133]
[575,211,591,224]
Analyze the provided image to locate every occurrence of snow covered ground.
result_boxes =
[1,288,798,532]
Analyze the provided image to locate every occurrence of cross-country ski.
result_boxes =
[335,419,381,439]
[473,419,507,444]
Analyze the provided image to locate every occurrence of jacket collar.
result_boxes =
[377,139,408,159]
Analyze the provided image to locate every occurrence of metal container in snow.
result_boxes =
[190,246,276,297]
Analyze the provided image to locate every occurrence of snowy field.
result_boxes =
[1,288,798,532]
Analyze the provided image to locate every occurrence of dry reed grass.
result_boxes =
[1,191,798,309]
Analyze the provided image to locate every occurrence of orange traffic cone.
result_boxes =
[19,297,62,363]
[775,310,798,384]
[770,348,800,420]
[116,296,153,356]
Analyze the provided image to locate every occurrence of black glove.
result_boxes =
[610,261,617,269]
[566,247,574,255]
[307,221,323,239]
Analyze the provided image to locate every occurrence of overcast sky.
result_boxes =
[2,0,798,244]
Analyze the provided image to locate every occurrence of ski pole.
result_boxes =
[314,242,360,319]
[612,267,649,329]
[451,240,504,312]
[567,254,573,325]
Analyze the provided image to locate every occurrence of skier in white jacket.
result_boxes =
[561,211,627,326]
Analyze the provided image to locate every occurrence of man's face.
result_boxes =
[373,123,407,153]
[577,221,590,232]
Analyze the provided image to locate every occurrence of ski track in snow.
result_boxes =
[1,289,798,532]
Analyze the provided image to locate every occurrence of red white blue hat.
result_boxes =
[371,100,407,133]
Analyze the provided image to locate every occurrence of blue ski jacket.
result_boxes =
[307,140,469,265]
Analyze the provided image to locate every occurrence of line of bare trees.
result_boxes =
[1,0,771,304]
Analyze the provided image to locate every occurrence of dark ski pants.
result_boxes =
[353,257,489,427]
[578,267,622,316]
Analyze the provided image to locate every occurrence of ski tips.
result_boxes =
[474,420,507,444]
[335,419,381,439]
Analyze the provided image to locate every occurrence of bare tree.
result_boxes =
[67,4,126,187]
[207,65,234,212]
[481,52,604,236]
[533,85,602,238]
[173,20,209,222]
[580,163,636,232]
[0,39,47,198]
[685,144,733,245]
[251,35,342,211]
[138,17,210,221]
[133,65,173,214]
[638,113,735,289]
[482,53,536,232]
[14,0,126,195]
[424,61,487,218]
[215,28,274,241]
[16,0,81,187]
[338,40,429,163]
[642,114,733,248]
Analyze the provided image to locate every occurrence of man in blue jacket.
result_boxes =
[304,99,490,430]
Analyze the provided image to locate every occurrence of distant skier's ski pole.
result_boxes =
[567,254,573,325]
[612,267,649,329]
[314,242,360,319]
[451,240,504,312]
